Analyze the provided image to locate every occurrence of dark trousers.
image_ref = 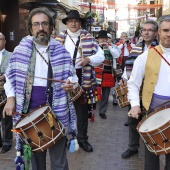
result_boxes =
[127,104,143,151]
[145,146,170,170]
[128,115,142,151]
[74,95,88,143]
[31,137,68,170]
[0,105,13,145]
[99,87,111,114]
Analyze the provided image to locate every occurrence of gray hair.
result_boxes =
[143,19,158,31]
[0,32,5,40]
[27,7,54,35]
[158,14,170,28]
[121,32,127,36]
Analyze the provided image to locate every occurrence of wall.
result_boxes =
[0,0,20,52]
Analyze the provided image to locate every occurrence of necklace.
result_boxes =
[33,43,49,65]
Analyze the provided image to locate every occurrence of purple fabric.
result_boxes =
[150,93,170,109]
[29,86,52,110]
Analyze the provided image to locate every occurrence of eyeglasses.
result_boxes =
[67,19,80,24]
[32,21,49,28]
[141,29,155,33]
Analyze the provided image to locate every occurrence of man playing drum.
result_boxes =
[121,20,159,159]
[0,32,13,153]
[3,7,78,170]
[127,14,170,170]
[56,10,104,152]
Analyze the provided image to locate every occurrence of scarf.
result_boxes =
[56,29,98,102]
[125,39,158,79]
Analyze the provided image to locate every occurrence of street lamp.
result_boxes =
[87,0,93,33]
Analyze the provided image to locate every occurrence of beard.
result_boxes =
[33,30,50,44]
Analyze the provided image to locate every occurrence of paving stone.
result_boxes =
[0,96,165,170]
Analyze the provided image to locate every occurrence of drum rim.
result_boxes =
[137,105,170,133]
[15,104,50,128]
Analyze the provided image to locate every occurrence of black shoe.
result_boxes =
[99,113,107,119]
[112,101,118,105]
[78,141,93,152]
[124,122,129,126]
[1,145,12,153]
[122,149,138,158]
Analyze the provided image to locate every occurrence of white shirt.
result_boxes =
[4,38,78,98]
[108,44,121,69]
[65,29,104,69]
[127,44,170,107]
[0,49,5,65]
[117,43,135,56]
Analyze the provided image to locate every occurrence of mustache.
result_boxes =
[37,30,47,36]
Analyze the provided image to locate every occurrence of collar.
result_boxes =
[67,29,81,38]
[0,49,5,54]
[160,44,170,54]
[33,40,49,53]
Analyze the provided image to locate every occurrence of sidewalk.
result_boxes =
[0,96,165,170]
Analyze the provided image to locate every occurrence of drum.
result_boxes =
[114,83,129,108]
[137,106,170,155]
[15,105,65,152]
[69,83,83,102]
[0,92,7,107]
[114,83,142,108]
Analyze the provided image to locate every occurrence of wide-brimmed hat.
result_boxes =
[62,10,86,25]
[96,30,108,39]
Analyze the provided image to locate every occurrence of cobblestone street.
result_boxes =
[0,96,165,170]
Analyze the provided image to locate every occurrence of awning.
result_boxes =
[78,2,162,10]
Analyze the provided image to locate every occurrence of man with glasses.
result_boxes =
[121,19,158,159]
[127,14,170,169]
[56,10,104,152]
[3,7,78,170]
[0,32,13,153]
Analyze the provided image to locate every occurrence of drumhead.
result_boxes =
[139,108,170,132]
[16,106,49,128]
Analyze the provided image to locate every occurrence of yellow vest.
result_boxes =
[142,45,162,110]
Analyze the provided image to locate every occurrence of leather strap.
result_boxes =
[46,61,53,95]
[73,36,80,66]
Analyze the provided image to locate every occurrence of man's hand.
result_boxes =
[118,79,127,86]
[128,106,141,119]
[61,79,74,92]
[3,97,15,117]
[76,56,90,66]
[123,38,130,44]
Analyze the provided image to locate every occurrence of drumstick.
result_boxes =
[12,112,26,116]
[72,56,83,61]
[2,111,25,119]
[35,76,66,83]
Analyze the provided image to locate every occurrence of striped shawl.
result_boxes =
[125,39,158,79]
[56,29,98,90]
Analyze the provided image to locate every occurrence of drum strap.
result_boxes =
[46,61,53,102]
[72,36,80,66]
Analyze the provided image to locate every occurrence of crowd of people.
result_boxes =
[1,6,170,170]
